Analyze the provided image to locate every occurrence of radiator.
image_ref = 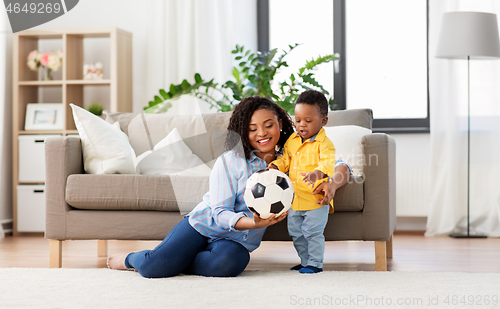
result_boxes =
[396,165,431,217]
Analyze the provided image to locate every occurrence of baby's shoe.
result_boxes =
[299,266,323,274]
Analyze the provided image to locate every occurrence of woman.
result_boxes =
[108,96,350,278]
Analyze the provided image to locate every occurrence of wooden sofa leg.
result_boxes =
[386,234,393,259]
[97,240,108,257]
[49,240,63,268]
[374,241,387,271]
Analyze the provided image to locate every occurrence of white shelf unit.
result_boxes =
[12,28,133,234]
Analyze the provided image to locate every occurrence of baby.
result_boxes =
[269,89,336,274]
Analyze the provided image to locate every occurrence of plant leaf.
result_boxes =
[159,89,169,100]
[194,73,202,84]
[169,84,177,95]
[181,79,191,91]
[264,48,278,66]
[232,67,240,82]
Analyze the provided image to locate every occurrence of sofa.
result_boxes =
[45,108,396,271]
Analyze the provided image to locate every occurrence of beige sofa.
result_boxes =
[45,109,396,270]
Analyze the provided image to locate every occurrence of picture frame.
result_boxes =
[24,103,64,130]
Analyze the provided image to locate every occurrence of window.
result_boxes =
[258,0,429,133]
[268,0,334,99]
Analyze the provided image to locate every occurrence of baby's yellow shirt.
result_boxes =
[271,127,336,213]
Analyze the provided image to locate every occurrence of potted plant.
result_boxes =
[88,103,104,117]
[146,44,338,114]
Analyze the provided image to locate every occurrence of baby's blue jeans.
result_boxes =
[124,217,250,278]
[287,205,329,268]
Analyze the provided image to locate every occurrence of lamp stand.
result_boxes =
[450,56,487,238]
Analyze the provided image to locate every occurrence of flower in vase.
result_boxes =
[27,50,40,71]
[47,53,62,71]
[27,59,39,71]
[40,52,50,67]
[27,49,64,78]
[28,50,39,61]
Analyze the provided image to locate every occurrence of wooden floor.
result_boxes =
[1,232,499,272]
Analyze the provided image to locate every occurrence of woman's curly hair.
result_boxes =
[225,96,295,160]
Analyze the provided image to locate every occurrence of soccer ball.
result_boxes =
[244,169,294,219]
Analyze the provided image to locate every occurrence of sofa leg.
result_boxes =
[374,241,387,271]
[386,234,393,259]
[97,240,108,257]
[49,240,63,268]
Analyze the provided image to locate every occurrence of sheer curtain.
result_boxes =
[426,0,500,236]
[144,0,245,114]
[139,1,257,210]
[0,11,12,239]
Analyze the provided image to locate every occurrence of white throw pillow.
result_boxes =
[70,104,137,174]
[323,125,372,176]
[136,127,212,177]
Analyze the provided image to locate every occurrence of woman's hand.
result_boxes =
[234,210,289,230]
[312,182,334,205]
[311,164,351,205]
[252,210,289,228]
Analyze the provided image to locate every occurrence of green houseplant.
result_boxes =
[146,44,338,114]
[88,103,104,116]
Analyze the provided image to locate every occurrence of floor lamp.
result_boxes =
[436,12,500,238]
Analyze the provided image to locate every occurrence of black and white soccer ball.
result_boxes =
[244,169,294,219]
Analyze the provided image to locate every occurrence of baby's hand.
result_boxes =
[300,172,320,188]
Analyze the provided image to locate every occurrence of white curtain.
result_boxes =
[139,0,257,213]
[144,0,243,114]
[0,11,12,239]
[426,0,500,236]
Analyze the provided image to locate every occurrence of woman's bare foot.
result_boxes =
[107,253,130,270]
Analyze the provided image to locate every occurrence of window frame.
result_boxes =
[257,0,430,133]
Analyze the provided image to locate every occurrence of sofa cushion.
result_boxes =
[66,174,209,214]
[65,174,363,212]
[326,109,373,130]
[324,125,372,176]
[103,111,233,161]
[70,104,137,174]
[135,127,212,176]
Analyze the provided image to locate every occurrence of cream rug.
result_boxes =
[1,268,499,309]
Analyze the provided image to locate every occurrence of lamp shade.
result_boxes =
[436,12,500,59]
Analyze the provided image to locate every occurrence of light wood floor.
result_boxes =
[1,232,499,272]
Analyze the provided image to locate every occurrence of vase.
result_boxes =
[41,67,53,81]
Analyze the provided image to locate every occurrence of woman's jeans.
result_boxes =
[124,217,250,278]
